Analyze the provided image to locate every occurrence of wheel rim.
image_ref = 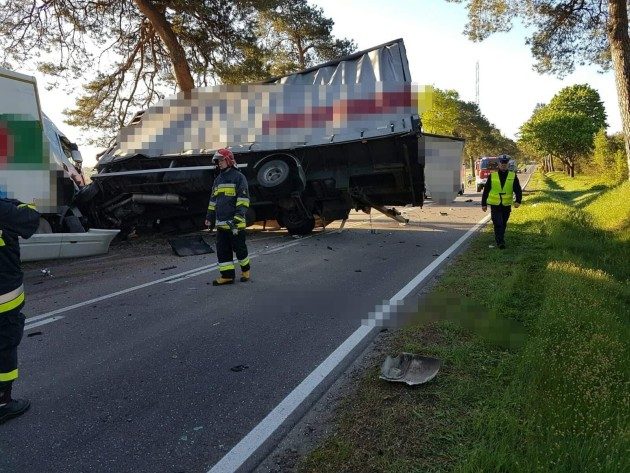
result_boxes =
[263,166,284,184]
[258,159,290,187]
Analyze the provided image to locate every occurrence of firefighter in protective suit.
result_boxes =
[0,198,40,424]
[205,148,251,285]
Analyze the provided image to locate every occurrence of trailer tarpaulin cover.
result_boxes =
[102,39,433,162]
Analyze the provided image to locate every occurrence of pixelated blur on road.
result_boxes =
[1,172,532,473]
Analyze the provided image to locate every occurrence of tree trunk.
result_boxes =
[133,0,195,93]
[608,0,630,181]
[296,36,307,69]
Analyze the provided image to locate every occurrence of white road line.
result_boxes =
[207,213,492,473]
[164,263,220,284]
[25,316,66,331]
[24,226,354,329]
[166,222,368,283]
[24,264,219,326]
[166,232,325,283]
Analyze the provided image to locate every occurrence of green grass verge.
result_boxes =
[298,172,630,473]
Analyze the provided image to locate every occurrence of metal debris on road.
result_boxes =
[160,265,177,271]
[169,235,215,257]
[40,268,53,277]
[379,353,441,386]
[230,365,249,372]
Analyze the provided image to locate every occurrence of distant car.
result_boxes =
[474,156,517,192]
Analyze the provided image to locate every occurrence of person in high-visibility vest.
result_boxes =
[481,154,522,249]
[0,198,40,424]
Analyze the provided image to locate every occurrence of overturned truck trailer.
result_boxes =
[80,39,460,235]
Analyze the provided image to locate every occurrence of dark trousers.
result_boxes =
[490,205,512,245]
[216,229,250,279]
[0,306,25,398]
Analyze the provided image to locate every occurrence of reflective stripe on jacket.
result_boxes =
[206,167,250,225]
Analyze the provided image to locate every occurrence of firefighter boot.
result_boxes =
[0,385,30,425]
[213,277,234,286]
[0,399,30,424]
[240,270,250,282]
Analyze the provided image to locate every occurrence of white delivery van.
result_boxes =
[0,67,118,260]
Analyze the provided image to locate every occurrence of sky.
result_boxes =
[27,0,621,167]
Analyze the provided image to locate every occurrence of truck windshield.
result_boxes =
[481,159,498,170]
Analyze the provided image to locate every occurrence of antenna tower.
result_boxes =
[475,61,480,106]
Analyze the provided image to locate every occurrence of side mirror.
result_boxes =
[70,143,83,163]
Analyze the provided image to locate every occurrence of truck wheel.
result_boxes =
[257,160,290,188]
[283,211,315,235]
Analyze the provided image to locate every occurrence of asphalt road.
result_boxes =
[0,171,532,473]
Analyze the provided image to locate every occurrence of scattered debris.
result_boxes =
[354,269,362,272]
[432,253,440,257]
[465,199,473,202]
[439,212,448,216]
[488,244,495,248]
[160,265,177,271]
[230,364,249,372]
[379,353,441,386]
[169,235,215,257]
[327,246,334,251]
[40,268,53,278]
[27,331,43,337]
[291,234,302,239]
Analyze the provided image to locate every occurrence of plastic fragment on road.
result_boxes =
[379,353,441,386]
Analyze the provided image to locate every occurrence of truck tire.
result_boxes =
[257,160,290,188]
[282,210,315,235]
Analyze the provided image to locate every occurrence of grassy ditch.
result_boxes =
[298,172,629,473]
